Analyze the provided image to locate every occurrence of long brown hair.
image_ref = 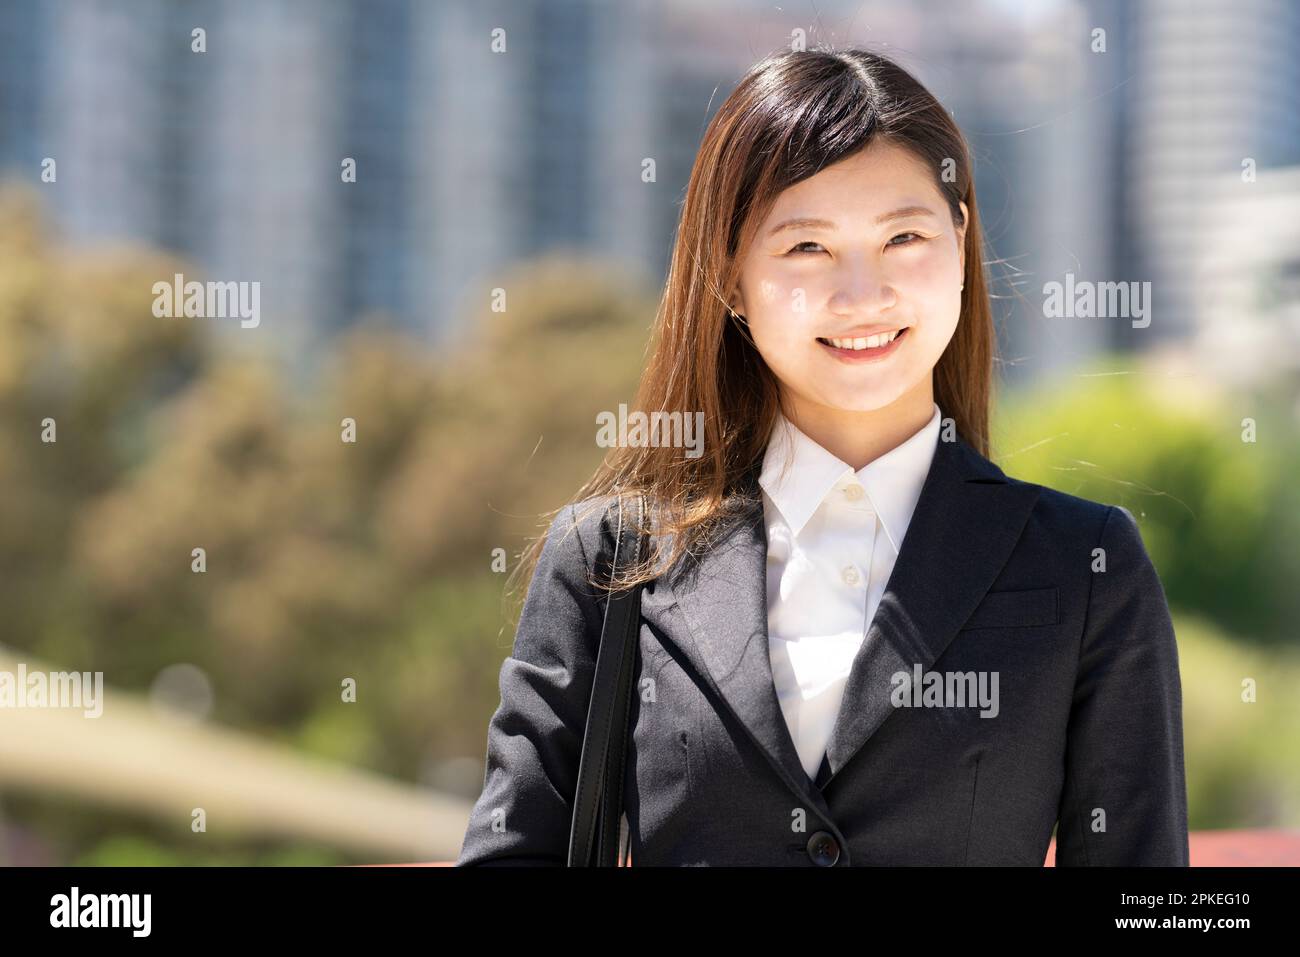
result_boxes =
[508,46,995,606]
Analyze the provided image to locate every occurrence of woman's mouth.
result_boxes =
[816,326,909,362]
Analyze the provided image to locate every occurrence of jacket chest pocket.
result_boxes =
[958,586,1058,631]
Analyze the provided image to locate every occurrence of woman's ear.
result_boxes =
[728,285,747,319]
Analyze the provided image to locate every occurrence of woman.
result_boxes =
[457,48,1189,866]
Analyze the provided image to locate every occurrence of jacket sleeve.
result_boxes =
[1055,505,1190,865]
[456,502,606,866]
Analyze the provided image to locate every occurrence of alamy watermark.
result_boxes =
[1043,272,1151,328]
[596,403,705,459]
[152,272,260,328]
[50,886,150,937]
[0,664,103,717]
[890,665,999,718]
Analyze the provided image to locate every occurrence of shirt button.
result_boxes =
[807,831,841,866]
[842,565,860,586]
[843,483,864,501]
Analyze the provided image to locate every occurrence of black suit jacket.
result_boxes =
[457,431,1190,865]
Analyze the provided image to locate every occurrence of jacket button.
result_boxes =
[806,831,840,866]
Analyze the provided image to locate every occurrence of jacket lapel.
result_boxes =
[659,470,817,801]
[660,428,1041,803]
[815,432,1040,789]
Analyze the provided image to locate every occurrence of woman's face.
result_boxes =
[731,138,968,417]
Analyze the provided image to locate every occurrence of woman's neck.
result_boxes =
[781,382,936,471]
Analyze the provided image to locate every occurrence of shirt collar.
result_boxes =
[758,401,942,553]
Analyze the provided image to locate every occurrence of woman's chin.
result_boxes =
[814,389,909,415]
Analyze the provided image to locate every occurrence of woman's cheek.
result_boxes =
[901,255,961,319]
[755,314,809,363]
[899,244,956,288]
[763,270,816,317]
[759,282,822,342]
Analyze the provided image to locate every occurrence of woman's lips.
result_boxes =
[816,326,908,362]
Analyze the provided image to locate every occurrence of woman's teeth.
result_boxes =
[821,329,903,350]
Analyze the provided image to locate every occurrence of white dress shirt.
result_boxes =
[758,401,942,781]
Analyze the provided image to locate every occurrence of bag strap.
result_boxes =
[567,491,647,867]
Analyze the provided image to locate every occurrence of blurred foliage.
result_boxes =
[2,790,356,867]
[0,183,1296,864]
[0,185,656,861]
[1174,614,1300,828]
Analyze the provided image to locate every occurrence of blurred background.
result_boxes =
[0,0,1297,865]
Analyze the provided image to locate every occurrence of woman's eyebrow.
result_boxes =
[875,205,938,225]
[766,206,938,236]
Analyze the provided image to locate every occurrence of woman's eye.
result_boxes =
[786,241,827,255]
[888,232,925,247]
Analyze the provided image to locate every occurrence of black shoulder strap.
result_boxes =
[567,492,647,867]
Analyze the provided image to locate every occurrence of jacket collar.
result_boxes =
[759,401,942,552]
[655,419,1041,806]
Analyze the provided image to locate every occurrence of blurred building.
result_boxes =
[1188,163,1300,394]
[1125,0,1300,346]
[0,0,1296,382]
[0,0,661,360]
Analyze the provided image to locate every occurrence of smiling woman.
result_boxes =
[458,46,1188,868]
